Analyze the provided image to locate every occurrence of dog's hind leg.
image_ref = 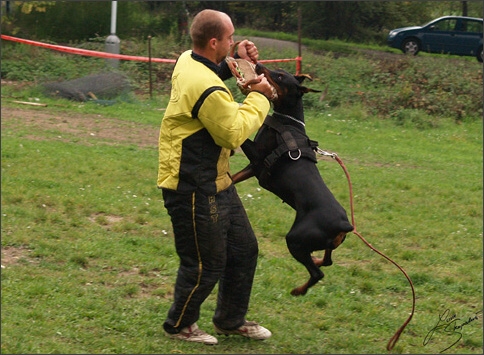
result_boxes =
[311,231,349,267]
[312,249,333,267]
[286,241,325,296]
[290,269,324,296]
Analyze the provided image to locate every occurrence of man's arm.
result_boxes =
[219,40,259,81]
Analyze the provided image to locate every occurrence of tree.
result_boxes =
[1,1,482,43]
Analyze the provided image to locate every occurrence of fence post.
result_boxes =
[148,36,152,99]
[105,1,120,68]
[297,5,302,75]
[296,57,302,76]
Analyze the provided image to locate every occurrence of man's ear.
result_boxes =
[209,38,217,49]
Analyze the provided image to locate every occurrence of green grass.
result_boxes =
[1,89,482,354]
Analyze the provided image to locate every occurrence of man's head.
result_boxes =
[190,9,234,64]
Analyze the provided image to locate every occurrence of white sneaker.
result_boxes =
[166,323,218,345]
[214,320,272,340]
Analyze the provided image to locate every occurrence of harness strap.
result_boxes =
[262,115,318,171]
[264,115,299,151]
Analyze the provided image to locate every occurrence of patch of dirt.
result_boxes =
[1,105,159,149]
[1,246,37,268]
[88,213,124,228]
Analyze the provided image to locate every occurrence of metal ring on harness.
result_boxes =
[288,149,302,160]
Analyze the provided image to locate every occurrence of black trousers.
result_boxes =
[162,184,258,334]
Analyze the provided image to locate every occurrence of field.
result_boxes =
[1,90,482,353]
[1,32,483,354]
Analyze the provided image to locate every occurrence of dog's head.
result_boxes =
[255,63,321,110]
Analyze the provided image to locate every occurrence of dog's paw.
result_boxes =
[290,286,308,296]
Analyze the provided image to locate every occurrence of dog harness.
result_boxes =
[260,113,319,172]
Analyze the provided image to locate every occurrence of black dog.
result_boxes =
[232,64,354,296]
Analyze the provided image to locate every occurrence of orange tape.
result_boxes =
[1,34,301,68]
[1,34,176,63]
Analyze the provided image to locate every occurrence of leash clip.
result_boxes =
[316,147,337,159]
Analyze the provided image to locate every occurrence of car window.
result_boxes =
[461,20,483,33]
[433,19,458,31]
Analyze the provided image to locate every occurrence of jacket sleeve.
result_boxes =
[197,89,271,150]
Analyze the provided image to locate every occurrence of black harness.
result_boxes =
[254,114,319,190]
[261,114,319,172]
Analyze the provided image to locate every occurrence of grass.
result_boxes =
[1,86,482,354]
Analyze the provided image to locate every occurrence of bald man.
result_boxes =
[158,9,273,345]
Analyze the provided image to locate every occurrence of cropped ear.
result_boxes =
[295,74,313,83]
[296,74,321,93]
[299,86,322,94]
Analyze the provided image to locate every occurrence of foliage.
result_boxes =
[1,1,184,41]
[361,56,484,122]
[1,1,483,44]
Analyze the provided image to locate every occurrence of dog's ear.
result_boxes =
[300,86,322,94]
[295,74,313,83]
[296,74,321,93]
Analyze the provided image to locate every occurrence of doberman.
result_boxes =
[232,64,354,296]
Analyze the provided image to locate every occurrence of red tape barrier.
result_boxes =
[1,34,301,69]
[1,34,175,63]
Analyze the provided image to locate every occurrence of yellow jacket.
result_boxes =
[157,50,271,194]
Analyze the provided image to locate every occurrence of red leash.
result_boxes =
[319,149,416,351]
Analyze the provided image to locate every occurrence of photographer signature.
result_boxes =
[423,308,482,353]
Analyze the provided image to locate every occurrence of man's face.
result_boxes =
[215,16,234,63]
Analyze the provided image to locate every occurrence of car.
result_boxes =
[387,16,483,62]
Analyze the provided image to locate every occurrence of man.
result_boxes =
[157,9,274,345]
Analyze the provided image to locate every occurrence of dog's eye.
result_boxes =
[278,74,283,80]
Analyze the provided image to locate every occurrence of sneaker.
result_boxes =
[214,320,272,340]
[166,323,218,345]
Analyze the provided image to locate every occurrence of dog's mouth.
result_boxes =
[255,63,281,98]
[255,63,275,85]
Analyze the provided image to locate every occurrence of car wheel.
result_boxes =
[477,45,483,63]
[402,38,420,56]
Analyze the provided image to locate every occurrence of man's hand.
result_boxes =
[249,74,275,100]
[236,40,259,64]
